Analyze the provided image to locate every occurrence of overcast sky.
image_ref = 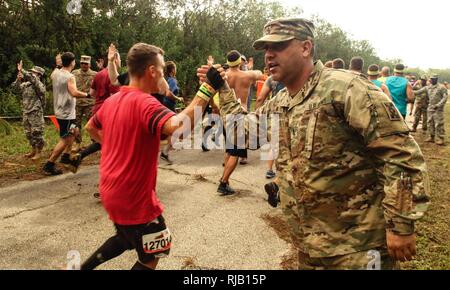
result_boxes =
[281,0,450,69]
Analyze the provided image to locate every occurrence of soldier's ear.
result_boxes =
[301,40,313,58]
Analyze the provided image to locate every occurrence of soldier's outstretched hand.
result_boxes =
[386,231,416,262]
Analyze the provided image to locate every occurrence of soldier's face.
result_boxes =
[264,39,309,84]
[81,63,90,72]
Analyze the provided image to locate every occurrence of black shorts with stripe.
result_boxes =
[57,119,76,138]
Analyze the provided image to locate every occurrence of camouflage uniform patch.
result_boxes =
[382,102,402,121]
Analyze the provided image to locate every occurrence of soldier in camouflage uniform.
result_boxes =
[414,74,448,145]
[411,75,429,133]
[72,55,96,151]
[11,62,46,160]
[206,18,430,269]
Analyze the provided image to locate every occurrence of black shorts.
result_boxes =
[114,215,171,264]
[57,119,76,138]
[226,148,248,158]
[223,127,247,158]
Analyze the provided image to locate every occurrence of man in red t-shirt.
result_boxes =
[80,43,226,270]
[91,56,120,115]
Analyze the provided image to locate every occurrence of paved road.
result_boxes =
[0,149,289,270]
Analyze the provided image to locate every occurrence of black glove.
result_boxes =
[206,66,224,90]
[264,182,280,208]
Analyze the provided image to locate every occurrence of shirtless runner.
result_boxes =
[217,50,262,195]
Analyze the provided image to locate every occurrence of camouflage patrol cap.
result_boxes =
[80,55,91,64]
[30,66,45,76]
[420,75,428,80]
[430,74,439,79]
[253,18,315,50]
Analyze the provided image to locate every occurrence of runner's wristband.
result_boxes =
[195,83,215,102]
[206,67,224,90]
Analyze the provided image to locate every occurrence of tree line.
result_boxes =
[1,0,448,116]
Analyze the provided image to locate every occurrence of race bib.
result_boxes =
[142,228,172,255]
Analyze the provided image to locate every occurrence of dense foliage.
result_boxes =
[1,0,448,116]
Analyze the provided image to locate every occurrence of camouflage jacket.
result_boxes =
[412,82,429,108]
[414,83,448,111]
[219,61,430,258]
[11,70,46,114]
[72,68,96,106]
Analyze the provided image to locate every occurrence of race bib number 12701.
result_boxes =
[142,228,172,254]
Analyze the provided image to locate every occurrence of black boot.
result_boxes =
[43,161,63,176]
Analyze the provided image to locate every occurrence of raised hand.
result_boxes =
[55,54,62,67]
[248,58,254,70]
[108,43,118,62]
[207,55,214,67]
[17,60,23,72]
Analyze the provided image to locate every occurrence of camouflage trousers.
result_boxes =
[23,110,45,150]
[413,106,427,131]
[74,103,93,143]
[298,248,399,270]
[282,192,398,270]
[427,109,445,139]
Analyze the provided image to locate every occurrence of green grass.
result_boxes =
[401,101,450,270]
[0,120,92,162]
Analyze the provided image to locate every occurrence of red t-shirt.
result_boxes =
[92,86,176,225]
[91,68,120,115]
